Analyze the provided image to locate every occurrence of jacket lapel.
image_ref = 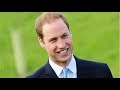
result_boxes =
[44,62,58,78]
[74,56,91,78]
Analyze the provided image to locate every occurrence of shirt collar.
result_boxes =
[49,58,63,77]
[49,54,77,77]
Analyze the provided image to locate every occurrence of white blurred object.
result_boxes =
[10,29,26,77]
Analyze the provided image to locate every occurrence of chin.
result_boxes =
[59,55,71,62]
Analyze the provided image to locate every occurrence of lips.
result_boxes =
[56,48,69,54]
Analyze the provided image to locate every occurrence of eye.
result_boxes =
[49,38,57,43]
[51,40,56,43]
[62,34,68,39]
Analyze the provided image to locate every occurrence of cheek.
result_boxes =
[46,43,57,52]
[66,38,73,45]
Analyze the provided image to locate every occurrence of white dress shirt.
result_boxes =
[49,55,77,78]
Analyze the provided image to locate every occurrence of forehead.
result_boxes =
[42,19,69,39]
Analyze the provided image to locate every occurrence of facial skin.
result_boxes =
[38,18,73,67]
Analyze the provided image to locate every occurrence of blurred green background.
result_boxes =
[0,12,119,78]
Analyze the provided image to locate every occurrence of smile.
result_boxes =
[57,48,69,54]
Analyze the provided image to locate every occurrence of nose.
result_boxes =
[57,39,66,49]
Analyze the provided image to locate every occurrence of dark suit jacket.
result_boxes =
[27,56,113,78]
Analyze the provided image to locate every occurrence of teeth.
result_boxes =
[59,49,67,54]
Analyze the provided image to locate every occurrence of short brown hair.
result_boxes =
[35,12,70,39]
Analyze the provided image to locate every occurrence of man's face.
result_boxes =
[39,18,73,66]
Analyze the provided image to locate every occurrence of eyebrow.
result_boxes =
[49,37,57,42]
[62,33,68,36]
[48,32,69,42]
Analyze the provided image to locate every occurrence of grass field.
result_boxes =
[0,12,119,78]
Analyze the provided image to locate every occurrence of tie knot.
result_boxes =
[63,68,69,78]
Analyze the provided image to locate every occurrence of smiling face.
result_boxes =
[38,18,73,67]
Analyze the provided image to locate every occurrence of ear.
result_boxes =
[38,37,45,48]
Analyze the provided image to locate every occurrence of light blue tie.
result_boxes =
[63,68,69,78]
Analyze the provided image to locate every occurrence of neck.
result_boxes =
[49,55,72,68]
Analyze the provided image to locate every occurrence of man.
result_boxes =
[27,12,113,78]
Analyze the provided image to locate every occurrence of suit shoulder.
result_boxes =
[80,59,107,66]
[75,56,110,70]
[75,56,113,78]
[26,65,46,78]
[75,56,106,66]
